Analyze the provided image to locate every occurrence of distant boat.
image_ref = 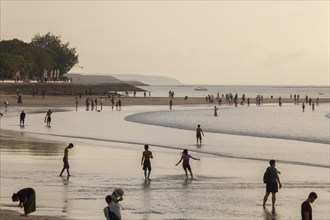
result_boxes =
[194,87,207,91]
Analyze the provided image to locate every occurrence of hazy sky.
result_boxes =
[1,1,329,85]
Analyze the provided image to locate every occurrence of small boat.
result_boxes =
[194,87,207,91]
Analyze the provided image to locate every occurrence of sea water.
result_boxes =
[138,85,330,98]
[0,103,329,219]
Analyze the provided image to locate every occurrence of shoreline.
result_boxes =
[1,94,329,109]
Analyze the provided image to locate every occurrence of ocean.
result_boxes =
[138,85,330,98]
[0,89,329,219]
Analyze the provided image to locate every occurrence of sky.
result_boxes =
[1,1,329,85]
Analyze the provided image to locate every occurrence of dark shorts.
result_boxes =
[196,134,202,140]
[63,157,69,168]
[183,162,191,171]
[266,182,278,193]
[143,160,151,171]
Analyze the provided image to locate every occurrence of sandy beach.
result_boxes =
[1,95,329,220]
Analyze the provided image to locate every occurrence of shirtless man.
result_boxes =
[59,143,74,177]
[141,144,153,180]
[196,124,204,145]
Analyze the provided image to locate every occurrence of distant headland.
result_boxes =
[65,73,182,86]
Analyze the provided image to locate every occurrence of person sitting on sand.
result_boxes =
[175,149,200,180]
[12,187,36,217]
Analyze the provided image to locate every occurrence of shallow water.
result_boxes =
[126,103,330,144]
[0,104,329,219]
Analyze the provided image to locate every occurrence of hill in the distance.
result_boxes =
[111,74,182,85]
[67,73,181,86]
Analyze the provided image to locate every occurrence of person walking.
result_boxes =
[12,187,36,216]
[196,124,204,145]
[301,192,318,220]
[141,144,153,181]
[59,143,74,177]
[175,149,200,180]
[263,159,282,209]
[20,110,26,126]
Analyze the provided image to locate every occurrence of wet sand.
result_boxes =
[1,128,329,220]
[0,209,58,220]
[1,100,329,219]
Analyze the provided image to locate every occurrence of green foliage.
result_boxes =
[0,33,78,80]
[31,32,78,76]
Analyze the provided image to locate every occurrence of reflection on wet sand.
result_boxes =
[0,130,62,156]
[263,206,278,220]
[61,176,71,214]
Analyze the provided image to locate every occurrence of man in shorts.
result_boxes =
[141,144,153,180]
[59,143,74,177]
[263,159,282,209]
[196,124,204,145]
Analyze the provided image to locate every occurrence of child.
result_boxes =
[103,194,122,220]
[175,149,200,180]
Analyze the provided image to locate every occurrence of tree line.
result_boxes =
[0,32,78,81]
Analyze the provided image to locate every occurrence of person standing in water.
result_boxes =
[59,143,74,177]
[263,159,282,209]
[175,149,200,180]
[20,110,26,126]
[214,106,218,116]
[45,109,53,127]
[196,124,204,145]
[141,144,153,180]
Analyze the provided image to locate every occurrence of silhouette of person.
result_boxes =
[59,143,74,176]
